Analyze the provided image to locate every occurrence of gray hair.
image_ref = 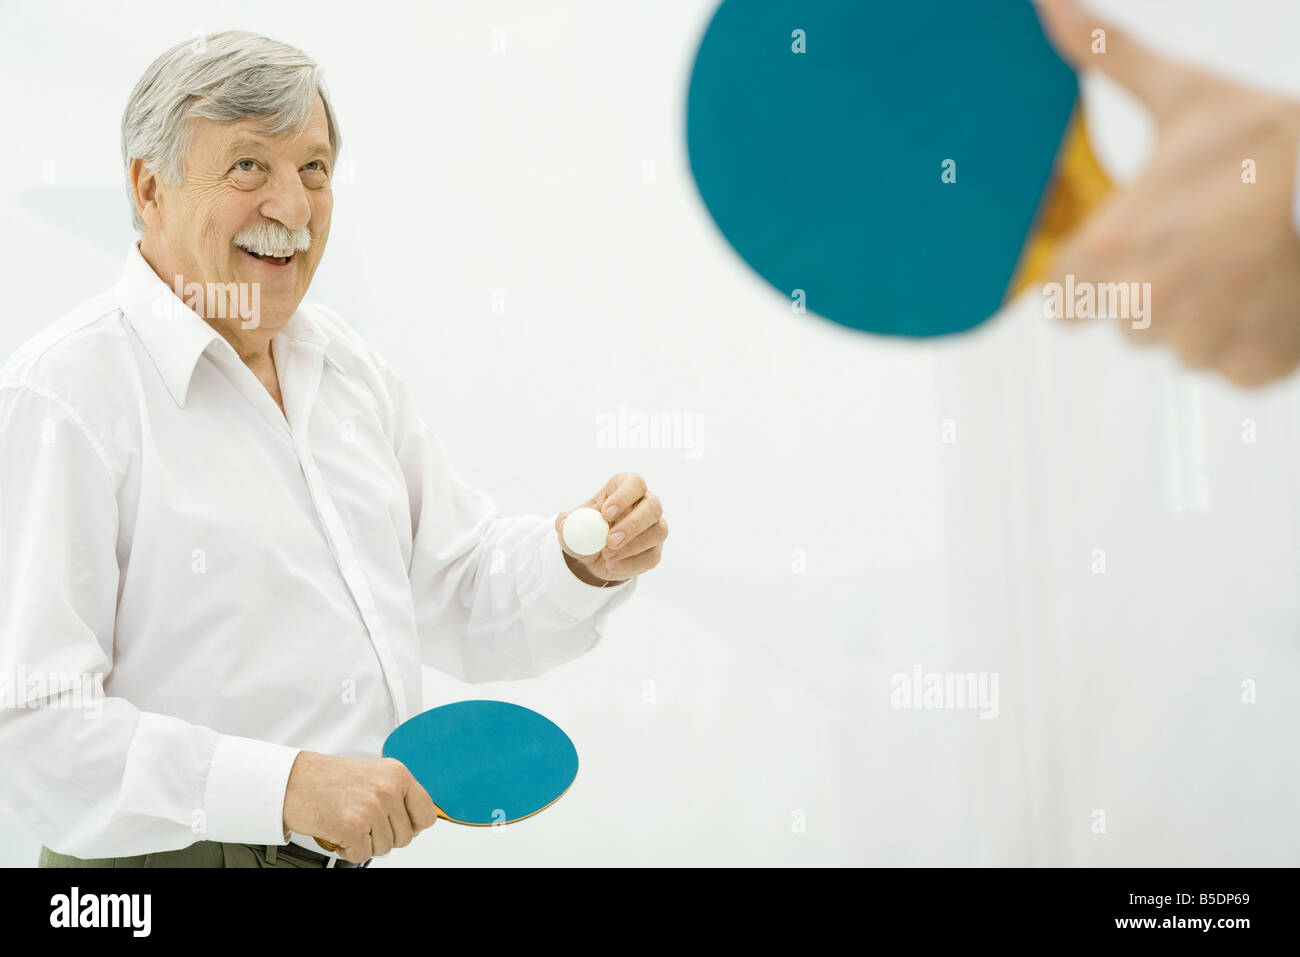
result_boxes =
[121,30,342,232]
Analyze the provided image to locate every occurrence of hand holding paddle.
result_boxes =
[303,701,580,862]
[283,752,439,864]
[1033,0,1300,386]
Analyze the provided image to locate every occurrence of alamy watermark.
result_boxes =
[153,277,262,330]
[890,665,999,719]
[596,405,704,459]
[1042,273,1151,329]
[0,668,105,718]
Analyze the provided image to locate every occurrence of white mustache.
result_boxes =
[234,222,311,258]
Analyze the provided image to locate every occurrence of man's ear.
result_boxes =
[129,158,163,228]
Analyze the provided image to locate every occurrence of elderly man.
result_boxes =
[0,31,666,867]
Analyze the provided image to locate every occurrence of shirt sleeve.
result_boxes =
[380,366,638,683]
[0,385,301,858]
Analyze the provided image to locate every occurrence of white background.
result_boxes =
[0,0,1297,866]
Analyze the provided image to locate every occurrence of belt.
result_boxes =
[257,842,371,869]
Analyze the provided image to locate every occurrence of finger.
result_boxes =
[1134,258,1219,354]
[596,473,648,524]
[343,833,373,864]
[604,544,662,579]
[604,494,663,552]
[372,817,395,857]
[604,516,666,561]
[1168,330,1231,370]
[1031,0,1203,117]
[1107,261,1165,348]
[405,781,440,833]
[1214,340,1297,389]
[1040,194,1157,332]
[1039,216,1124,325]
[389,806,415,849]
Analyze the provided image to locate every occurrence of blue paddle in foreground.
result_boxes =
[686,0,1085,338]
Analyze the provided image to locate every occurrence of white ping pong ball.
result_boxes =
[562,507,609,556]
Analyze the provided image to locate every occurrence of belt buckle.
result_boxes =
[323,851,371,868]
[269,842,365,869]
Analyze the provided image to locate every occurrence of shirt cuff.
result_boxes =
[203,734,302,845]
[540,518,634,620]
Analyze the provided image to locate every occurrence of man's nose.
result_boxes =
[258,166,312,233]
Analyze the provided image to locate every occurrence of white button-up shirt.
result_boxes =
[0,243,636,859]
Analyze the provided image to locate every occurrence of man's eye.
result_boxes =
[303,161,327,174]
[234,159,258,172]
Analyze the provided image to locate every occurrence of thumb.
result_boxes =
[1032,0,1201,117]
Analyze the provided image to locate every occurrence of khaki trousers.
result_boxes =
[38,841,365,868]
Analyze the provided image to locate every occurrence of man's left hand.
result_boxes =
[555,472,667,586]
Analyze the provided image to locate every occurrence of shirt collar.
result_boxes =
[114,242,344,408]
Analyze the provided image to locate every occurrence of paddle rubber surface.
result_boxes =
[686,0,1078,337]
[383,700,579,825]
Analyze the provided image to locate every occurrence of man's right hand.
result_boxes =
[281,752,440,863]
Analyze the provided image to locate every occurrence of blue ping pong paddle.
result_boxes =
[315,700,578,850]
[686,0,1086,338]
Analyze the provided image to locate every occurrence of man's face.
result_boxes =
[146,94,334,336]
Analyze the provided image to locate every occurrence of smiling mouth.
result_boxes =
[237,245,295,267]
